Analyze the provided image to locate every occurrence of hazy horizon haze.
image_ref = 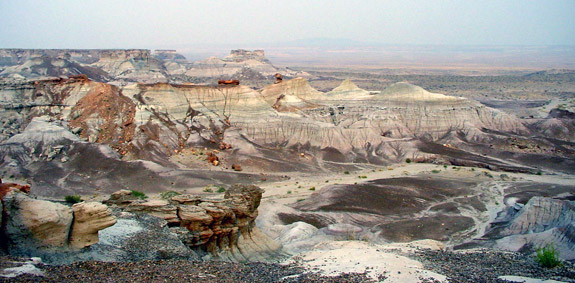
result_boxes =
[1,0,574,49]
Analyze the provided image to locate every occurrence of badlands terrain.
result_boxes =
[0,48,574,282]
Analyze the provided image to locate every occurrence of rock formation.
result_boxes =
[3,191,73,249]
[487,197,575,260]
[69,202,117,249]
[1,189,115,254]
[104,185,281,261]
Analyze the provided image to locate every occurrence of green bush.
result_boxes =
[431,169,441,174]
[160,191,181,200]
[405,158,412,163]
[131,190,148,200]
[536,244,562,268]
[64,195,82,204]
[217,186,226,193]
[287,190,292,194]
[344,171,350,175]
[309,187,316,191]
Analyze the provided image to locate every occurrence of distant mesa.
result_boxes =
[186,49,308,80]
[153,49,187,63]
[227,49,268,63]
[0,48,308,86]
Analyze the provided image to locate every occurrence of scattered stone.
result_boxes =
[232,164,242,171]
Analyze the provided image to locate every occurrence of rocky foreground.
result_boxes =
[0,255,372,283]
[2,248,574,283]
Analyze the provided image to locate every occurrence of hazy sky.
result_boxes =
[1,0,574,49]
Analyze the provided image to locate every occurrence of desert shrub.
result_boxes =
[287,190,292,194]
[536,244,562,268]
[344,171,350,175]
[203,187,214,193]
[358,175,367,179]
[309,187,316,191]
[64,195,82,204]
[131,190,148,200]
[160,191,181,200]
[217,186,226,193]
[536,171,543,175]
[443,165,448,169]
[431,170,441,174]
[405,158,412,163]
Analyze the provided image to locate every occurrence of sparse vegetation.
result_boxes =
[535,244,562,268]
[358,175,367,179]
[432,169,441,174]
[160,191,181,200]
[131,190,148,200]
[344,171,350,175]
[287,190,292,194]
[309,187,316,191]
[64,195,82,204]
[405,158,412,163]
[203,187,214,193]
[217,186,226,193]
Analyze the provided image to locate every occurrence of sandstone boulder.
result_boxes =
[231,164,242,171]
[3,191,73,250]
[69,202,117,249]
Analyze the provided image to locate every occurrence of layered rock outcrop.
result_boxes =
[488,197,575,260]
[104,184,281,261]
[0,75,571,196]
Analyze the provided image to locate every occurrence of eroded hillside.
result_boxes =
[1,75,573,197]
